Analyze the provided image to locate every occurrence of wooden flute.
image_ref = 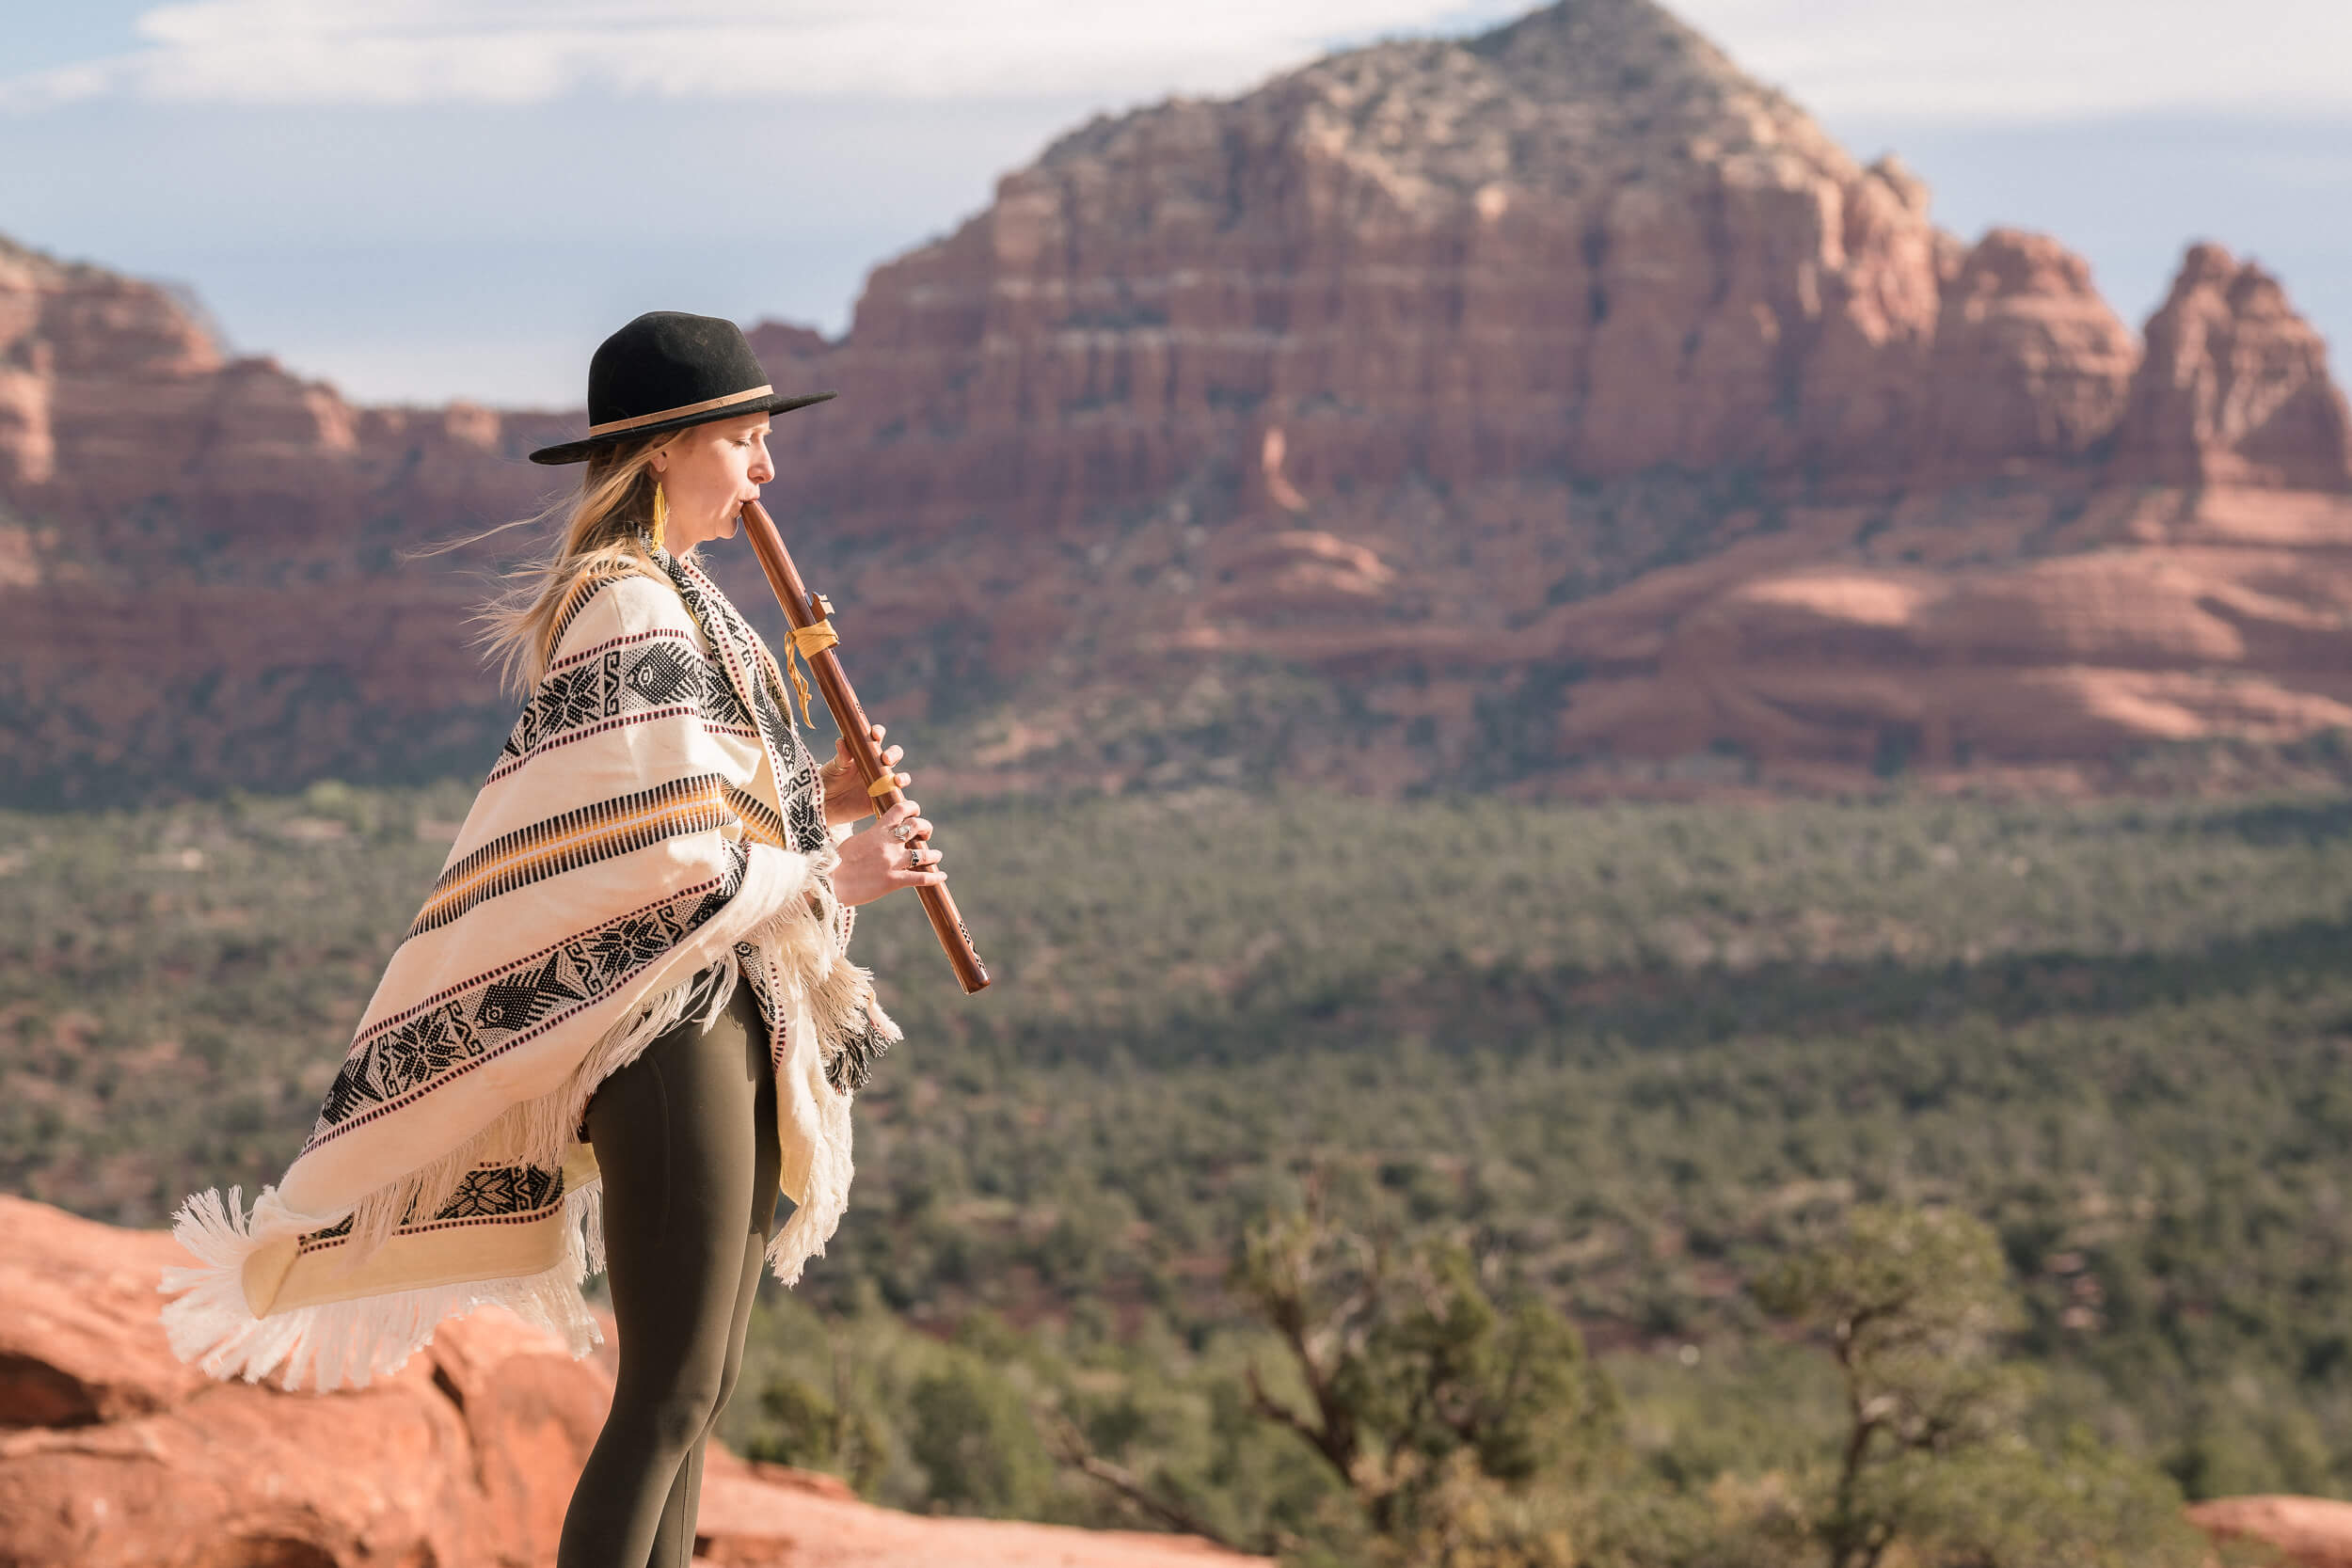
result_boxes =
[735,497,992,995]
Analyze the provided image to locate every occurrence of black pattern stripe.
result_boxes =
[354,874,718,1053]
[547,626,679,673]
[724,783,790,849]
[496,626,739,773]
[295,1164,566,1250]
[487,708,732,786]
[307,845,747,1150]
[407,776,736,940]
[663,555,829,851]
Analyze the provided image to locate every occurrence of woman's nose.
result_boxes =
[749,452,775,483]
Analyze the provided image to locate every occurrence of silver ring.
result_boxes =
[889,822,914,844]
[908,844,930,869]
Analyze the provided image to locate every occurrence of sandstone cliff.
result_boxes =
[0,236,568,802]
[2113,242,2352,490]
[0,1196,1262,1568]
[1,0,2348,801]
[755,1,2338,518]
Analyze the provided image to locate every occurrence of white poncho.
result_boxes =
[160,545,896,1391]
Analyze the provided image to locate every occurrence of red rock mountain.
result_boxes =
[2,0,2348,802]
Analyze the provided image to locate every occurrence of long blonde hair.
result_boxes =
[474,433,674,696]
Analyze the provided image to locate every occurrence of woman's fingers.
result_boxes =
[899,830,944,876]
[835,800,949,904]
[836,730,898,762]
[833,727,911,801]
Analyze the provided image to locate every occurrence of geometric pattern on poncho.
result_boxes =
[660,558,834,859]
[660,554,890,1090]
[736,929,890,1096]
[294,1162,565,1249]
[307,841,749,1148]
[489,626,758,784]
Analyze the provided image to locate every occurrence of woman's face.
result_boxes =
[650,412,774,552]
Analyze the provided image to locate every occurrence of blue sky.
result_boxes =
[3,1,2344,407]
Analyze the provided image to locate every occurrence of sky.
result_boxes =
[1,0,2345,408]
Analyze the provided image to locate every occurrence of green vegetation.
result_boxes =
[1748,1205,2203,1568]
[6,781,2352,1556]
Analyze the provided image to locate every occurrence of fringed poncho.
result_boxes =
[160,545,897,1391]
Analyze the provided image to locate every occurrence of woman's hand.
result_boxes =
[821,722,911,826]
[831,799,943,908]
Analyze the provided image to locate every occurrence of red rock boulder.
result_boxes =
[2189,1494,2352,1568]
[0,1196,1263,1568]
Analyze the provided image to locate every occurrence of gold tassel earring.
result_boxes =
[649,479,668,552]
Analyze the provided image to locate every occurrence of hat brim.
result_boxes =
[528,389,839,465]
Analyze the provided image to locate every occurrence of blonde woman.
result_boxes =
[162,312,943,1568]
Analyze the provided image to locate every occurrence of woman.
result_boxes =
[160,311,942,1568]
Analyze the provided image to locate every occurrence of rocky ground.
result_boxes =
[8,1192,2352,1566]
[0,1196,1263,1567]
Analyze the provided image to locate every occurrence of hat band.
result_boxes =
[586,384,775,437]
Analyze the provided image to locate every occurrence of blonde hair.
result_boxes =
[473,433,674,695]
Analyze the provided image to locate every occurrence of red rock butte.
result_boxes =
[1,0,2347,802]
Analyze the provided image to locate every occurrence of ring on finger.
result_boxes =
[909,844,933,869]
[889,822,914,844]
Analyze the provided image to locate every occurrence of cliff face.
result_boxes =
[758,0,2328,525]
[0,237,574,801]
[2113,242,2352,490]
[757,5,2071,527]
[2,0,2349,802]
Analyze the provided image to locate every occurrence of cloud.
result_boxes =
[1672,0,2349,120]
[0,0,1504,111]
[4,0,2343,121]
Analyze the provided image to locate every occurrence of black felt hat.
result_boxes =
[528,310,835,465]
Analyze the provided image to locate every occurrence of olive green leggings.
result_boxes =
[558,975,782,1568]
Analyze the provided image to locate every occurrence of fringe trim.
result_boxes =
[734,852,898,1289]
[739,855,904,1092]
[767,1072,855,1288]
[158,1179,607,1393]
